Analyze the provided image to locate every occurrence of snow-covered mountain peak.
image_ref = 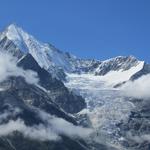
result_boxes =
[94,55,141,75]
[6,23,20,37]
[6,23,33,42]
[0,24,75,74]
[4,23,29,53]
[102,55,138,65]
[91,55,144,86]
[0,24,147,83]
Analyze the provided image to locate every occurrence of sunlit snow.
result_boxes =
[98,61,144,86]
[3,24,73,71]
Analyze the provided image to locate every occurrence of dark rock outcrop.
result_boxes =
[0,76,89,150]
[17,54,86,114]
[130,63,150,81]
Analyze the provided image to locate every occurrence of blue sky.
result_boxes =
[0,0,150,62]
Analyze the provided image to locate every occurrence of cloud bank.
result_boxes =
[39,110,93,139]
[0,108,92,141]
[120,74,150,99]
[0,52,39,84]
[126,132,150,143]
[0,119,59,141]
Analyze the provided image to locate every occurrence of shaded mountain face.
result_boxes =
[117,99,150,150]
[17,54,86,114]
[0,76,77,124]
[0,76,90,150]
[0,134,88,150]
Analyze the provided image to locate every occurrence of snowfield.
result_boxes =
[96,61,144,86]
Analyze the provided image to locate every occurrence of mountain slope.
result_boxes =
[0,24,74,76]
[0,76,90,150]
[17,54,86,114]
[0,52,91,149]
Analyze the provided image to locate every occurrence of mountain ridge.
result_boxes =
[0,23,147,85]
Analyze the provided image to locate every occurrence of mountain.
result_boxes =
[0,24,144,78]
[95,56,145,86]
[0,24,148,83]
[0,25,91,150]
[0,24,78,79]
[0,24,150,150]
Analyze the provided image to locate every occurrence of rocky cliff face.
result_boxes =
[0,76,89,150]
[1,24,147,79]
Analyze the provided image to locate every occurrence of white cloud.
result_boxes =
[0,107,21,123]
[0,109,92,141]
[120,74,150,99]
[0,107,59,141]
[0,119,59,141]
[38,110,93,139]
[0,52,39,85]
[126,132,150,143]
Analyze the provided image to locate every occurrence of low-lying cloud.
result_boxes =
[0,119,59,141]
[0,52,92,141]
[39,110,93,139]
[126,132,150,143]
[0,108,92,141]
[0,52,39,84]
[120,74,150,99]
[0,107,21,123]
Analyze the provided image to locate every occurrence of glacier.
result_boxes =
[65,73,135,146]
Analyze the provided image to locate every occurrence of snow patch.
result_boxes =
[97,61,144,86]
